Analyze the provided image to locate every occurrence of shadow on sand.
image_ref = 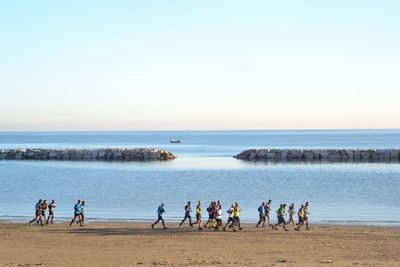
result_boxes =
[50,226,225,237]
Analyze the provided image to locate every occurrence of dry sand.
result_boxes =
[0,222,399,266]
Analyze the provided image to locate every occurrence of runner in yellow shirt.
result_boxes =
[297,204,305,230]
[190,200,203,230]
[232,202,243,231]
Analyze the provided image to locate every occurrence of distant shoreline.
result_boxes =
[1,128,400,133]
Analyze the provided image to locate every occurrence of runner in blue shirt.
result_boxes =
[256,202,265,227]
[69,200,81,226]
[29,199,43,226]
[151,203,167,229]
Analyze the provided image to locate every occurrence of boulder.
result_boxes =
[61,152,69,160]
[390,150,399,158]
[15,152,24,159]
[82,151,92,160]
[97,150,106,159]
[256,150,267,158]
[303,151,314,159]
[320,150,329,158]
[49,151,57,159]
[265,152,276,158]
[112,152,123,160]
[249,153,257,160]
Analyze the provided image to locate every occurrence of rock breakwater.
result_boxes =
[234,149,400,162]
[0,148,176,161]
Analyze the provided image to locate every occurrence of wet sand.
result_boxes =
[0,222,399,266]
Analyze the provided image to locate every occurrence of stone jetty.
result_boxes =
[0,148,176,161]
[234,149,400,162]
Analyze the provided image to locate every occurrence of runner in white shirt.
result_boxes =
[222,203,235,231]
[215,204,223,230]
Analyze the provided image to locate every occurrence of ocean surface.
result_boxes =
[1,130,400,226]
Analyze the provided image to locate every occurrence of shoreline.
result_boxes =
[2,215,400,227]
[1,222,399,266]
[3,220,400,229]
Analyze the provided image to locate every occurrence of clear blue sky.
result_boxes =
[1,0,399,131]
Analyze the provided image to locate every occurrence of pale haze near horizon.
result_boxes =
[0,1,399,131]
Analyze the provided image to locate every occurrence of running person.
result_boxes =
[190,200,203,230]
[285,203,298,230]
[46,200,56,225]
[297,204,305,230]
[40,200,48,226]
[256,202,265,227]
[232,202,243,231]
[29,199,42,226]
[272,204,288,231]
[264,200,272,226]
[79,201,86,226]
[215,204,223,230]
[209,202,219,229]
[304,202,310,230]
[203,201,215,229]
[179,201,192,228]
[69,200,81,226]
[222,203,235,231]
[151,203,167,229]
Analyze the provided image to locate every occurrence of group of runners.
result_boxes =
[259,201,310,231]
[29,199,310,231]
[29,199,56,226]
[28,199,86,227]
[174,200,242,231]
[151,200,310,231]
[69,200,86,226]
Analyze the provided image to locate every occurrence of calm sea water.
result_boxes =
[1,130,400,226]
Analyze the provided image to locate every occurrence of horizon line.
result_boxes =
[0,127,399,133]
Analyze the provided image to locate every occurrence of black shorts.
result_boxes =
[227,217,234,223]
[196,214,201,220]
[35,210,41,216]
[41,211,46,216]
[277,215,285,224]
[216,218,222,224]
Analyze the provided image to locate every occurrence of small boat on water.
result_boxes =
[170,139,182,144]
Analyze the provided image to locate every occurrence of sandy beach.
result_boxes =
[0,222,399,266]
